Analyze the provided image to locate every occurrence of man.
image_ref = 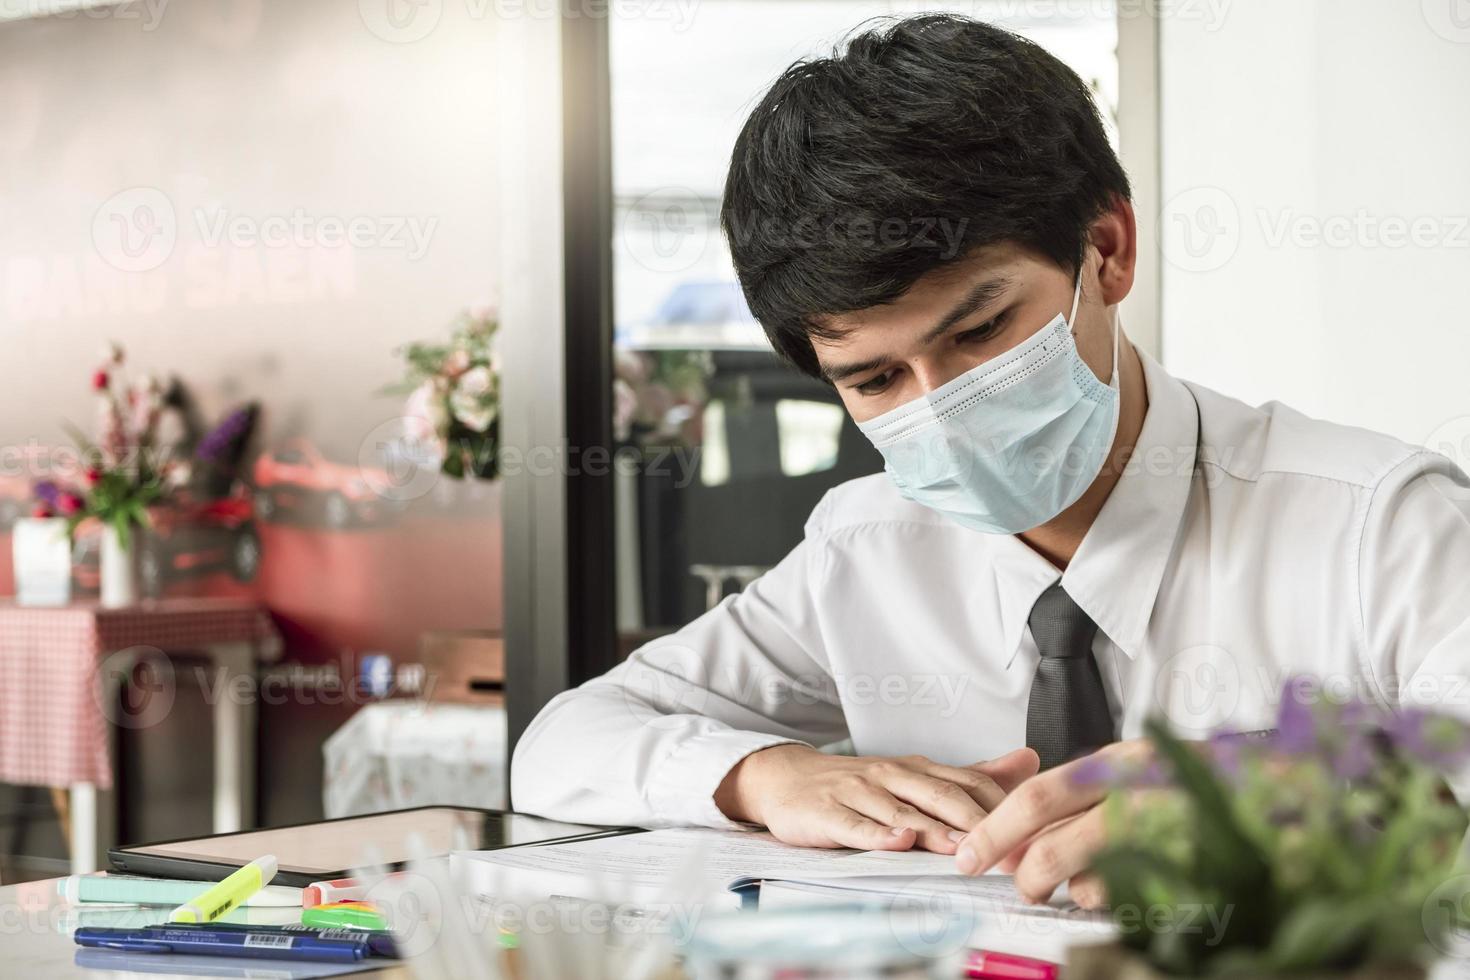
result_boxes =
[512,15,1470,908]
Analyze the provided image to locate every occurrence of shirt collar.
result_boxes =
[1060,348,1200,661]
[989,532,1064,670]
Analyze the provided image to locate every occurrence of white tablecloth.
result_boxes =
[323,701,507,818]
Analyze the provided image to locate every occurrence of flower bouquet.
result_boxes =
[33,343,184,606]
[392,309,501,480]
[1071,678,1470,979]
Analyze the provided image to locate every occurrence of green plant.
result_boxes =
[65,464,166,552]
[1086,680,1470,976]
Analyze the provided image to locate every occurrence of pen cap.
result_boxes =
[303,877,366,908]
[253,855,279,884]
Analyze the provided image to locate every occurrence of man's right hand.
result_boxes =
[714,744,1040,854]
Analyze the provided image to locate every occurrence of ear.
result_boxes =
[1087,196,1137,307]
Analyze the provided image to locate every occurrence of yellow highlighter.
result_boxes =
[169,855,279,924]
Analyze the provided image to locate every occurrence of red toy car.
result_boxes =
[252,437,397,528]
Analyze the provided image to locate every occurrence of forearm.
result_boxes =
[509,655,827,827]
[512,532,849,827]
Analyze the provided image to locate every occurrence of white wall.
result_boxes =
[1159,1,1470,461]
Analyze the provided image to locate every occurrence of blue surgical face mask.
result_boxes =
[856,275,1120,534]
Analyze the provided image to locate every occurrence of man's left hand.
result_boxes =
[954,739,1152,909]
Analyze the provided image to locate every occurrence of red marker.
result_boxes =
[965,949,1059,980]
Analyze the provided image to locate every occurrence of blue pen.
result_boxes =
[74,925,368,963]
[188,921,400,958]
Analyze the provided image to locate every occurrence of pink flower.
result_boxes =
[450,366,496,432]
[31,504,53,519]
[442,349,471,378]
[58,493,84,516]
[85,468,102,486]
[91,369,110,391]
[96,400,126,467]
[404,382,446,444]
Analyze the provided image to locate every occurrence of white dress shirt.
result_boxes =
[511,351,1470,826]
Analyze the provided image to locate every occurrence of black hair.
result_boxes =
[721,14,1131,380]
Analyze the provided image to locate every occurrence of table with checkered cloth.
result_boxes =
[0,598,281,790]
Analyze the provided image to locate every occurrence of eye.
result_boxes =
[956,309,1010,345]
[855,370,896,396]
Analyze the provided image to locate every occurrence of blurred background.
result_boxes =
[0,0,1466,881]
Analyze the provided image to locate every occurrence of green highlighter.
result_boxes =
[301,902,389,931]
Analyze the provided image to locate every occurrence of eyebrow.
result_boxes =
[819,274,1015,384]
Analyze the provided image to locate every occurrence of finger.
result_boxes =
[915,761,1007,812]
[883,768,990,835]
[821,806,918,852]
[957,748,1121,875]
[995,812,1086,874]
[997,843,1026,874]
[997,783,1164,874]
[969,747,1041,793]
[1011,807,1108,905]
[1068,871,1108,910]
[845,784,967,855]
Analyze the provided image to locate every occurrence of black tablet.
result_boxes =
[108,806,638,886]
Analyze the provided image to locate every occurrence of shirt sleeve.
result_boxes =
[1358,450,1470,801]
[509,493,850,829]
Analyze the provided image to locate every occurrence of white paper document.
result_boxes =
[452,827,1109,926]
[455,827,849,910]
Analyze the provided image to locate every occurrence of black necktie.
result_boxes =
[1025,583,1115,771]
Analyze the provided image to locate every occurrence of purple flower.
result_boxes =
[1071,755,1115,787]
[1337,700,1376,729]
[33,479,62,509]
[1275,677,1320,754]
[1331,731,1376,781]
[1206,733,1245,780]
[1387,710,1432,752]
[1384,709,1470,771]
[1121,757,1173,789]
[196,407,252,463]
[1070,752,1172,790]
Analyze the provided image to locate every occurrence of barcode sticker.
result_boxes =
[244,934,295,948]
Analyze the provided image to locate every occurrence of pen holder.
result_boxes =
[1064,942,1426,980]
